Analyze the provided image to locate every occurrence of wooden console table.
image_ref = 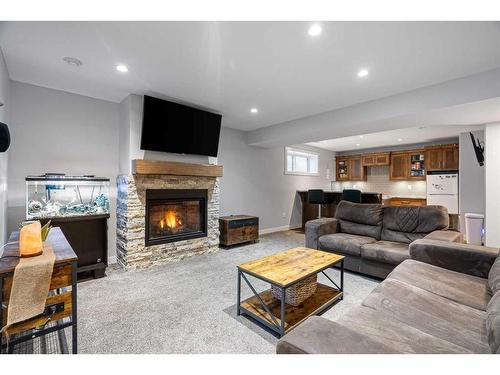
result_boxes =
[0,228,78,354]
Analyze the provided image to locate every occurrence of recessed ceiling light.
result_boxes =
[359,135,364,139]
[356,143,361,147]
[397,138,403,142]
[250,108,258,114]
[308,24,322,37]
[62,56,83,67]
[116,64,128,73]
[357,69,369,78]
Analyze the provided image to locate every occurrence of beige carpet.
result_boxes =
[74,231,380,353]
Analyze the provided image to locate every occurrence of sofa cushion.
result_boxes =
[336,305,475,353]
[335,201,383,240]
[318,233,376,257]
[388,259,491,311]
[486,291,500,353]
[489,256,500,295]
[363,279,490,353]
[360,241,409,266]
[276,316,400,354]
[381,206,449,244]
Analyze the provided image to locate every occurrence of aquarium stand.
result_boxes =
[39,214,109,280]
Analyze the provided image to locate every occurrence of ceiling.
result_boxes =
[306,124,484,152]
[1,21,500,131]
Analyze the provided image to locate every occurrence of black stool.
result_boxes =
[342,189,362,203]
[308,189,333,218]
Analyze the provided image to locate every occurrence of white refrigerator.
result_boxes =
[426,172,459,214]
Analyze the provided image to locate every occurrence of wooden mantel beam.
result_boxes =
[132,159,223,177]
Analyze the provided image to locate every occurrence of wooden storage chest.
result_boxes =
[219,215,259,246]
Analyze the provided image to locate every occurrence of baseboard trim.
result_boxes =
[259,225,301,235]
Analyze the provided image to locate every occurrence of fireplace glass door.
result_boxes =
[145,189,207,246]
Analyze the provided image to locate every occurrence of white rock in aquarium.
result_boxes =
[27,199,43,212]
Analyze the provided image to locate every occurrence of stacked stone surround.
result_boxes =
[116,174,220,269]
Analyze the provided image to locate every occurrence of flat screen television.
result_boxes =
[140,95,222,157]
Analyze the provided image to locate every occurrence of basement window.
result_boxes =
[285,147,319,176]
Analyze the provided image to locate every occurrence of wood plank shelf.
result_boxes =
[240,283,342,333]
[132,159,223,177]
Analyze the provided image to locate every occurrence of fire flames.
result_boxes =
[160,210,183,230]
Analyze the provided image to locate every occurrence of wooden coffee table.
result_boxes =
[237,247,344,337]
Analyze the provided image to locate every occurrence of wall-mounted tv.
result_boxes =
[140,95,222,157]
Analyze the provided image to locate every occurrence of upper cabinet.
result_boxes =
[336,157,350,180]
[425,144,459,171]
[389,149,425,181]
[362,152,390,166]
[349,156,365,180]
[336,155,366,181]
[336,144,458,181]
[390,152,409,180]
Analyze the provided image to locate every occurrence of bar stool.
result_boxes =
[342,189,362,203]
[308,189,332,218]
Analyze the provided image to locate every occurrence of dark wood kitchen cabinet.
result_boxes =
[362,152,390,166]
[390,150,425,180]
[335,155,366,181]
[349,156,366,180]
[336,157,350,181]
[390,152,409,180]
[425,144,459,171]
[442,144,459,170]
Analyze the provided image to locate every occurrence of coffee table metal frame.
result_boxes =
[237,258,344,337]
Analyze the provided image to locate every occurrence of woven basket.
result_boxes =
[271,275,317,306]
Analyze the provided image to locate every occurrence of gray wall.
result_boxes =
[8,81,120,260]
[218,127,334,231]
[459,130,485,216]
[0,49,11,245]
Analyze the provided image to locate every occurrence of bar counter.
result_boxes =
[296,191,382,229]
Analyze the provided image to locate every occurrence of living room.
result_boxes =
[1,0,500,373]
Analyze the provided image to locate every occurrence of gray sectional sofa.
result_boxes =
[277,239,500,354]
[305,200,462,278]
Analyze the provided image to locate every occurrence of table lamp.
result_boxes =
[19,221,43,257]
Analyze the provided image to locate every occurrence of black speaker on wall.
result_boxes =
[0,122,10,152]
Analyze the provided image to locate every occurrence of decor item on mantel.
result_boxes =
[116,160,223,270]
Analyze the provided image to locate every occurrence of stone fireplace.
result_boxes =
[116,160,222,269]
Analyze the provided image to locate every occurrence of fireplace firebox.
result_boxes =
[145,189,208,246]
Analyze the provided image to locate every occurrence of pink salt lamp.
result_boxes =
[19,221,43,257]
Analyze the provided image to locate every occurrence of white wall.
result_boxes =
[0,49,11,245]
[8,81,120,260]
[485,122,500,247]
[459,130,485,216]
[218,127,334,231]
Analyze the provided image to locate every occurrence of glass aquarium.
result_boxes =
[26,174,110,220]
